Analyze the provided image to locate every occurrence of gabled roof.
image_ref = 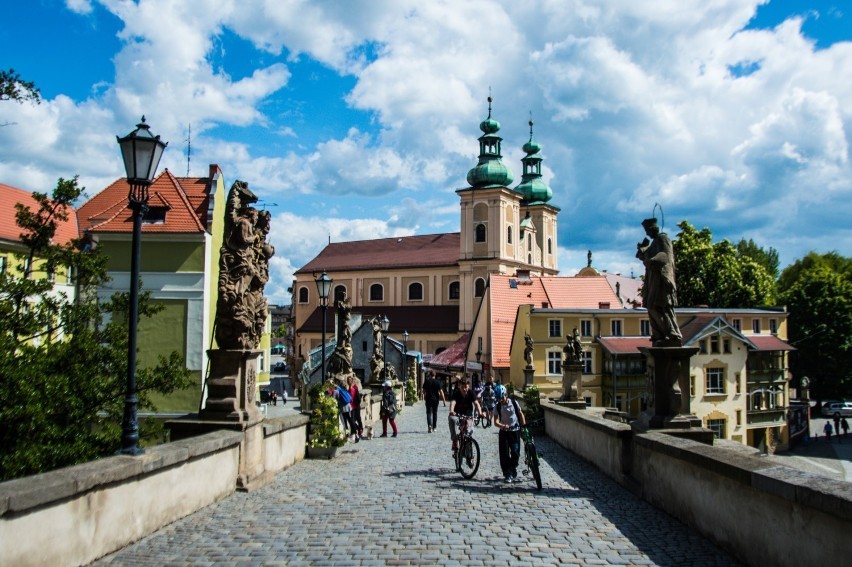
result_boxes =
[426,332,470,371]
[0,182,78,246]
[680,316,745,345]
[746,335,796,351]
[296,233,460,274]
[77,169,208,235]
[489,274,621,367]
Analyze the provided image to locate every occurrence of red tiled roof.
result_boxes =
[296,233,460,273]
[77,169,208,235]
[426,332,470,371]
[747,335,796,351]
[603,272,643,308]
[489,274,622,367]
[0,182,78,246]
[679,316,717,343]
[597,337,651,355]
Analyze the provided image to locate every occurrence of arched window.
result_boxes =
[475,223,487,243]
[334,285,347,302]
[408,282,424,301]
[507,226,513,244]
[369,283,384,302]
[448,281,460,300]
[474,278,486,298]
[298,286,309,303]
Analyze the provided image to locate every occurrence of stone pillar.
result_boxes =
[634,346,707,438]
[523,366,535,388]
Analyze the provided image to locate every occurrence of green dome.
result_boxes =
[523,139,541,154]
[517,177,552,204]
[480,117,501,134]
[467,159,515,188]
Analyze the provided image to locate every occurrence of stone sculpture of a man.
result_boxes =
[636,217,682,347]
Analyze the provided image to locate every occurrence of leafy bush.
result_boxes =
[522,385,542,422]
[308,383,345,448]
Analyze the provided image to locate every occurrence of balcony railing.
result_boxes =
[746,408,787,425]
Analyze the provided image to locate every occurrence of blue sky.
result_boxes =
[2,0,851,304]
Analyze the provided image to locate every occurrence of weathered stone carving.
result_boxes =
[215,180,275,349]
[636,217,682,347]
[523,333,534,368]
[564,327,582,365]
[326,294,354,379]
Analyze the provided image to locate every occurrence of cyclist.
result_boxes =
[480,377,496,422]
[448,378,483,454]
[493,384,526,483]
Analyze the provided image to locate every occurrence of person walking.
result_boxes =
[842,417,849,438]
[348,375,364,440]
[380,381,398,437]
[423,372,446,433]
[493,385,526,483]
[331,379,357,440]
[823,420,834,442]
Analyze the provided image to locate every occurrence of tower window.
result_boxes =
[474,278,486,298]
[475,223,487,243]
[298,287,309,303]
[507,226,512,244]
[369,283,384,302]
[448,281,460,300]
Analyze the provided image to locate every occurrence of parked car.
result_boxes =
[273,361,287,373]
[821,401,852,417]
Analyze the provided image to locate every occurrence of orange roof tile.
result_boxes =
[0,182,79,246]
[77,169,208,235]
[488,274,622,367]
[747,335,795,351]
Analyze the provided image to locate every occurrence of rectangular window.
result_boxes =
[735,373,741,394]
[581,351,593,374]
[640,319,650,337]
[769,319,777,334]
[752,319,761,334]
[580,319,592,337]
[610,319,623,337]
[549,319,562,338]
[707,418,726,439]
[736,410,742,426]
[710,335,720,354]
[723,339,731,354]
[547,351,561,375]
[699,340,707,354]
[706,367,725,394]
[732,318,741,332]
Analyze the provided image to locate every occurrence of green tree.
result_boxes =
[0,68,40,104]
[672,221,776,308]
[0,177,192,481]
[779,253,852,400]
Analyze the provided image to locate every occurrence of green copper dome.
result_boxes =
[466,96,514,188]
[516,119,552,204]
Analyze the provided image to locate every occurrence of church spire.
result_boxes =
[516,113,552,204]
[466,93,514,188]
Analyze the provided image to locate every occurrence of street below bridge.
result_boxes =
[96,401,741,566]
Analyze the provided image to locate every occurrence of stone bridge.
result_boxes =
[93,402,739,566]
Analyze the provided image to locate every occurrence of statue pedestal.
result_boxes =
[636,346,701,429]
[562,363,583,401]
[523,367,534,388]
[167,349,270,490]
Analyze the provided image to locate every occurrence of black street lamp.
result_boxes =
[116,116,167,455]
[402,329,409,385]
[315,272,333,384]
[381,315,390,381]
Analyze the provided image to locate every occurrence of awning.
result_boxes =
[748,335,796,351]
[597,337,651,355]
[425,332,470,372]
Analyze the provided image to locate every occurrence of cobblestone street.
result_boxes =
[96,402,741,566]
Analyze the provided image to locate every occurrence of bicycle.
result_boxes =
[451,415,480,479]
[475,409,492,429]
[520,424,542,490]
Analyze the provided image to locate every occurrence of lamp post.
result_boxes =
[315,272,333,385]
[381,315,390,381]
[402,329,409,384]
[116,117,167,455]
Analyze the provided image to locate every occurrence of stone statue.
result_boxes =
[636,217,682,347]
[564,327,582,365]
[215,181,275,350]
[523,333,534,367]
[370,316,385,383]
[587,250,592,268]
[326,294,354,378]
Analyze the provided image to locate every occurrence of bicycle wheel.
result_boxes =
[459,437,480,479]
[526,441,542,490]
[479,413,491,429]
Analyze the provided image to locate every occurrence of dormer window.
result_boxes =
[143,206,167,224]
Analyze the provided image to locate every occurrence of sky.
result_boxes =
[1,0,851,305]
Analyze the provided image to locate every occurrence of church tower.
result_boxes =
[456,99,559,332]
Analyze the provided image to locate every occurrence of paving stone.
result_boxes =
[94,402,742,566]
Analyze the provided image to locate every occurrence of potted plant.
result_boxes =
[307,383,346,458]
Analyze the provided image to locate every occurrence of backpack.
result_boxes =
[336,385,352,405]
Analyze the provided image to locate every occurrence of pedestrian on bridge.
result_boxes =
[380,381,398,437]
[423,372,445,433]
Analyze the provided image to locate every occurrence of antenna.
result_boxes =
[184,123,191,176]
